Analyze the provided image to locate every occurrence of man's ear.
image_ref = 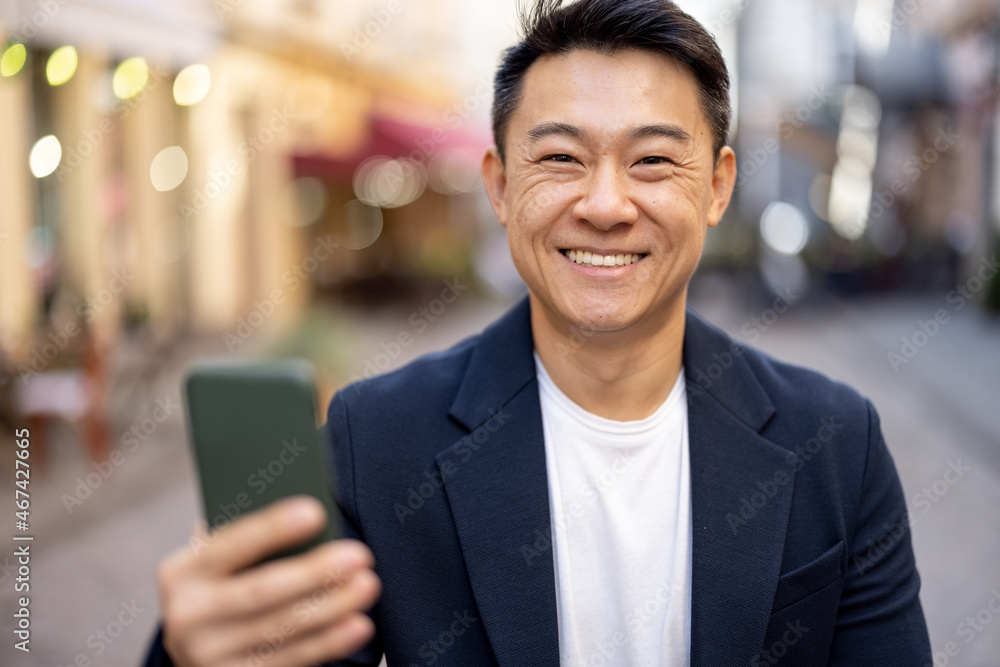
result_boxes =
[482,147,509,228]
[707,146,737,228]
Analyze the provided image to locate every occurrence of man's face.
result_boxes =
[483,48,735,336]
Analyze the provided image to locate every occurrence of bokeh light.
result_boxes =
[854,0,894,56]
[827,86,881,241]
[113,57,150,100]
[286,177,328,227]
[760,202,810,256]
[46,46,79,86]
[29,136,63,178]
[1,44,27,77]
[428,149,482,195]
[352,157,427,209]
[340,200,384,250]
[149,146,189,192]
[173,64,211,106]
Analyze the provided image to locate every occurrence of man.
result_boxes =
[147,1,931,665]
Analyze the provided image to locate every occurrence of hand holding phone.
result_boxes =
[155,360,381,667]
[184,359,341,555]
[158,496,380,667]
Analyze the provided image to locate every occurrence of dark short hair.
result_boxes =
[492,0,732,163]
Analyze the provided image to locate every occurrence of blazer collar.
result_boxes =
[440,297,795,667]
[448,296,537,431]
[682,313,795,666]
[447,298,777,432]
[440,297,559,667]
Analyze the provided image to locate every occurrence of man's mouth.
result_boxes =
[560,249,648,267]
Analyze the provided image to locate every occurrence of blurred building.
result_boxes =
[0,0,513,367]
[2,0,997,373]
[720,0,1000,299]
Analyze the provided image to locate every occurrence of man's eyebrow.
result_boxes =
[526,122,692,144]
[629,124,692,143]
[527,122,586,142]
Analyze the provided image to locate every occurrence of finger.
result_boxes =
[157,517,216,584]
[244,614,375,667]
[201,496,328,575]
[213,539,374,618]
[190,567,380,665]
[234,567,380,646]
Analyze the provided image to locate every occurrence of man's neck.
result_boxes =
[530,293,686,421]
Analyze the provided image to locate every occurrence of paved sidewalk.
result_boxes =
[1,286,997,666]
[693,278,1000,667]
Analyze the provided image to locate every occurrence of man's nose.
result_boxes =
[572,163,639,231]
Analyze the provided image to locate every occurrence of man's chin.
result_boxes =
[544,299,640,335]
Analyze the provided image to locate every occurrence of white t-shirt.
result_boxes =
[535,354,691,667]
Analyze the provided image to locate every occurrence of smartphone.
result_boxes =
[183,358,341,561]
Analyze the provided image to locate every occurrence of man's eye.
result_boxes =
[639,156,672,165]
[544,154,576,163]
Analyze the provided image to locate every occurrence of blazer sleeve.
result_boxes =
[827,400,931,663]
[322,390,384,666]
[140,402,384,667]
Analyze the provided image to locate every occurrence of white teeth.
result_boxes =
[565,250,646,267]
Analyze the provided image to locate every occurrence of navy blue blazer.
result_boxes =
[145,298,930,666]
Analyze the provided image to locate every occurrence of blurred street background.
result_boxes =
[0,0,998,665]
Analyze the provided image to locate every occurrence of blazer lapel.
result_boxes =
[683,312,796,667]
[436,298,560,667]
[433,302,793,667]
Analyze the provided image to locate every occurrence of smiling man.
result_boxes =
[147,1,931,666]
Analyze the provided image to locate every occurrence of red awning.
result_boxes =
[293,115,491,182]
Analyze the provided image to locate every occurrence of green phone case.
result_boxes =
[183,359,341,561]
